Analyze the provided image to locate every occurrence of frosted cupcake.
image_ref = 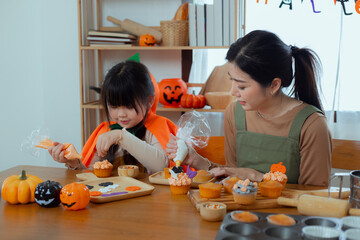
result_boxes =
[232,179,258,205]
[263,171,288,190]
[93,160,113,178]
[168,173,192,195]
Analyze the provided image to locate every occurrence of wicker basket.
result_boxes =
[160,20,189,46]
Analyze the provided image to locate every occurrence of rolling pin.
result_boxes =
[107,16,162,43]
[349,208,360,216]
[277,194,349,218]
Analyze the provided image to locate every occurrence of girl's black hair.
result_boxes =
[101,60,155,121]
[101,61,154,169]
[226,30,323,112]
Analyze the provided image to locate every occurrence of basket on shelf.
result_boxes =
[160,20,189,46]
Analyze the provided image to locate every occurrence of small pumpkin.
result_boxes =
[270,162,287,174]
[180,91,206,108]
[60,182,90,210]
[1,170,43,204]
[35,180,62,208]
[139,34,156,47]
[158,78,188,108]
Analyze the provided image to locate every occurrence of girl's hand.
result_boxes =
[166,133,178,160]
[48,142,67,163]
[96,130,122,157]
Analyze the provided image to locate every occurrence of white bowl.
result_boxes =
[344,228,360,240]
[341,216,360,230]
[302,226,341,240]
[200,202,227,222]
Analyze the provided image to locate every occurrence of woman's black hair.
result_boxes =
[101,60,155,122]
[226,30,323,112]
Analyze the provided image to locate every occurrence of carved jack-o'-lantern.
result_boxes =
[159,78,187,108]
[60,182,90,211]
[35,180,62,208]
[139,34,156,47]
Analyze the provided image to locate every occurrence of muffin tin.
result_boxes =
[215,211,359,240]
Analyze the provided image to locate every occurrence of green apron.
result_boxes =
[235,102,321,184]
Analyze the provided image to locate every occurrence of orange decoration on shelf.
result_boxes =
[158,78,187,108]
[125,186,141,191]
[139,34,156,47]
[270,162,286,174]
[35,138,82,160]
[180,91,206,109]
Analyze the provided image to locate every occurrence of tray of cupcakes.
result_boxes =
[188,162,350,211]
[215,211,360,240]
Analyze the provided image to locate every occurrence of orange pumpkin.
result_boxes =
[158,78,188,108]
[181,91,206,108]
[270,162,287,174]
[1,170,43,204]
[139,34,155,47]
[60,182,90,210]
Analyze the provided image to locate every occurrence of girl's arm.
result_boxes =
[119,129,169,174]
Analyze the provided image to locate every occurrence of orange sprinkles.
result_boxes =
[125,186,141,191]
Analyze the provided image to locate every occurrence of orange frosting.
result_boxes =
[93,160,113,169]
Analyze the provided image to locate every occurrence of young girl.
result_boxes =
[167,30,332,186]
[49,61,177,174]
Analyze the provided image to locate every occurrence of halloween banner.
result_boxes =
[257,0,360,15]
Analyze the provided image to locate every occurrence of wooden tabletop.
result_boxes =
[0,165,323,240]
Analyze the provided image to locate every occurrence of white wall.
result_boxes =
[0,0,80,171]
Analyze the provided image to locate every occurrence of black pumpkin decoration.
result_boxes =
[35,180,62,208]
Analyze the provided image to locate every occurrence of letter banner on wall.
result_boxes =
[256,0,360,15]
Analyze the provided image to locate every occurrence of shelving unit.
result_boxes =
[77,0,245,145]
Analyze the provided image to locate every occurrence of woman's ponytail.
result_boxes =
[292,47,324,113]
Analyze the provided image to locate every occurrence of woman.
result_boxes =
[167,30,332,186]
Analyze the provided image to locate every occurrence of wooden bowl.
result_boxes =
[200,202,227,222]
[205,92,235,109]
[118,165,139,178]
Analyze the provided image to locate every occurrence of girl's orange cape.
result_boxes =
[81,73,178,168]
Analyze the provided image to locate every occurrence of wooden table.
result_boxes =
[0,165,322,240]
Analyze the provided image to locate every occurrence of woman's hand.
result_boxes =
[48,142,67,163]
[96,130,122,157]
[210,167,264,182]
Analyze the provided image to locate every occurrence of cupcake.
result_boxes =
[199,182,223,198]
[168,172,192,195]
[93,160,113,178]
[231,211,259,223]
[232,179,258,205]
[267,214,296,226]
[193,170,213,183]
[223,177,240,194]
[263,171,288,190]
[259,180,283,198]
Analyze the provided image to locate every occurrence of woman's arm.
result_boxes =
[298,113,332,186]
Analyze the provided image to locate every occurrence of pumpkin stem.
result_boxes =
[20,170,28,180]
[192,90,196,95]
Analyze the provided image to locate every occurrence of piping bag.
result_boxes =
[172,111,211,168]
[35,138,82,160]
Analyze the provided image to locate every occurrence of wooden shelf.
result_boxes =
[80,46,229,51]
[82,101,225,113]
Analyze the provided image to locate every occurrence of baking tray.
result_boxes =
[76,173,154,203]
[148,170,215,188]
[215,211,353,240]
